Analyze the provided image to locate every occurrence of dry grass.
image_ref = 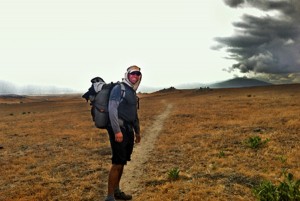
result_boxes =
[0,84,299,201]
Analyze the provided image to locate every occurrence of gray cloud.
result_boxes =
[215,0,300,84]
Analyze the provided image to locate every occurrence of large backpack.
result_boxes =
[82,77,125,129]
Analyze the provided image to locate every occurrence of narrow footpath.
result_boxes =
[121,103,173,196]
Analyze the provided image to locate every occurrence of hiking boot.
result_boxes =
[114,191,132,200]
[104,197,115,201]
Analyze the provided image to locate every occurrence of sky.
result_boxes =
[0,0,299,93]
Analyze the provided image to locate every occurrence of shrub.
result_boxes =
[168,167,180,181]
[277,173,300,200]
[253,172,300,201]
[245,136,269,149]
[218,150,225,158]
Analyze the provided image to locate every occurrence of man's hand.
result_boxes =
[115,132,123,142]
[135,134,141,143]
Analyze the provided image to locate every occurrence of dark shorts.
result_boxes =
[107,124,134,165]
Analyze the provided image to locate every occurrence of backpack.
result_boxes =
[82,77,125,129]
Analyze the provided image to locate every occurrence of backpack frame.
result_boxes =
[92,82,125,129]
[82,78,125,129]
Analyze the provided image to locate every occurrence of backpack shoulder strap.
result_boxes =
[119,82,126,101]
[120,82,125,92]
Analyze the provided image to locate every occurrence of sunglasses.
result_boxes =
[129,71,141,76]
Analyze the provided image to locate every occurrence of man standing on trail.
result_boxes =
[104,65,142,201]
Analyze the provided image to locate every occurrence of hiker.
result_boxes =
[104,65,142,201]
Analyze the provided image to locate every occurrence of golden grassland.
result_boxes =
[0,84,299,201]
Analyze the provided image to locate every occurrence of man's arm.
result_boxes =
[108,100,121,134]
[108,85,123,142]
[133,113,141,143]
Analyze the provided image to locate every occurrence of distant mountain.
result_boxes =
[162,78,272,91]
[138,85,161,93]
[0,80,75,95]
[1,77,274,95]
[209,77,272,88]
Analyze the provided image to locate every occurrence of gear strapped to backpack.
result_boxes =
[82,77,125,129]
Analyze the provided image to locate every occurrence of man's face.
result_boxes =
[128,71,141,84]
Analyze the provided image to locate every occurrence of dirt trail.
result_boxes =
[121,102,173,196]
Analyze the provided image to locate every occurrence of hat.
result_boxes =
[127,65,141,74]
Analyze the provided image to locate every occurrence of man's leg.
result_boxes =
[107,164,124,196]
[113,165,132,200]
[117,165,124,187]
[114,165,123,193]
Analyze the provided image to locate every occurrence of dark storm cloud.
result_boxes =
[224,0,296,14]
[223,0,245,8]
[215,0,300,84]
